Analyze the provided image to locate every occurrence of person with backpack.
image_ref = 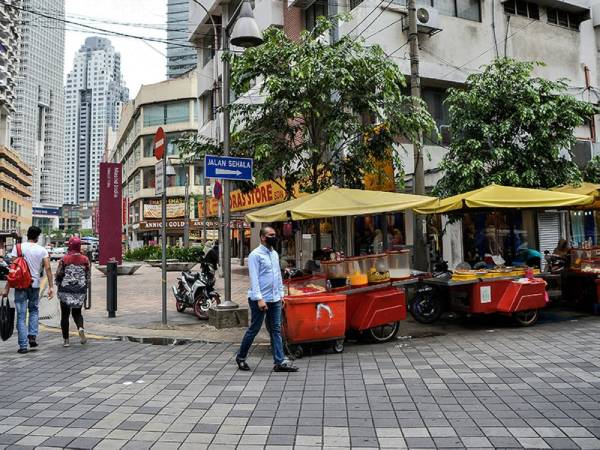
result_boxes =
[2,226,54,354]
[55,237,90,347]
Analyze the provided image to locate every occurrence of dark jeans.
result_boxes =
[60,302,84,340]
[237,299,284,365]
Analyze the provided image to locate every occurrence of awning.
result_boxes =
[552,182,600,196]
[414,184,593,214]
[245,187,436,222]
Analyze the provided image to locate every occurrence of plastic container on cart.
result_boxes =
[284,275,327,296]
[321,260,347,288]
[282,294,346,345]
[345,257,369,286]
[366,254,390,284]
[580,259,600,273]
[386,250,411,279]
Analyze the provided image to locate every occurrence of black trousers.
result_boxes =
[60,302,84,339]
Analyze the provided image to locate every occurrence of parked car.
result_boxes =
[49,247,67,261]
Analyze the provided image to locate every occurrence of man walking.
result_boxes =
[236,226,298,372]
[2,226,54,354]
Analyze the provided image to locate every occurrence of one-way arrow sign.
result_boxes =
[204,155,253,181]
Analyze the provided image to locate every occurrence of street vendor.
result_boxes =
[554,238,570,257]
[514,243,542,268]
[235,226,299,373]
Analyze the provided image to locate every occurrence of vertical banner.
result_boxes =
[99,162,123,265]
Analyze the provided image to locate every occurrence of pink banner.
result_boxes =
[99,163,123,265]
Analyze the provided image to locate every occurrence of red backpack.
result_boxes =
[7,244,32,289]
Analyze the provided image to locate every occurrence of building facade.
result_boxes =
[0,0,21,148]
[12,0,65,231]
[0,145,32,236]
[108,72,212,246]
[167,0,198,78]
[64,36,128,205]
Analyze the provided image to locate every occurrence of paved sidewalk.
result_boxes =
[1,314,600,449]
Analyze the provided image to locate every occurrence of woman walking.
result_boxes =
[56,237,90,347]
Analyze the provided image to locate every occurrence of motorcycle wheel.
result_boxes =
[194,298,210,320]
[175,300,186,313]
[366,321,400,343]
[410,288,443,324]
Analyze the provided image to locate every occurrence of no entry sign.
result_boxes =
[153,127,166,160]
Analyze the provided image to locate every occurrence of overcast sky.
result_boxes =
[64,0,169,98]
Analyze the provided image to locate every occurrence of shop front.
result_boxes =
[133,219,219,246]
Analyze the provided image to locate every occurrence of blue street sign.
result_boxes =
[204,155,253,181]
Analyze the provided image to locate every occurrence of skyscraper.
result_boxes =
[64,36,128,204]
[12,0,65,228]
[0,0,22,147]
[166,0,197,78]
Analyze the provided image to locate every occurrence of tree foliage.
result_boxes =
[226,17,436,196]
[435,58,596,197]
[584,155,600,184]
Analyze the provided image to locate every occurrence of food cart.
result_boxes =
[246,187,436,356]
[413,184,593,326]
[551,183,600,314]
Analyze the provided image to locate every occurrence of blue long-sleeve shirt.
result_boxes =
[247,244,284,302]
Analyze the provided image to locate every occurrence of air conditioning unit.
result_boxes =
[404,6,442,34]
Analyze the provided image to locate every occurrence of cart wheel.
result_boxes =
[175,300,186,313]
[410,288,443,324]
[332,340,344,353]
[367,321,400,343]
[290,344,304,359]
[513,309,539,327]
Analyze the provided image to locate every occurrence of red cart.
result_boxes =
[416,275,548,326]
[282,276,414,357]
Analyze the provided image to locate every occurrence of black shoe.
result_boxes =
[28,335,38,348]
[17,348,28,354]
[236,358,251,371]
[273,361,299,372]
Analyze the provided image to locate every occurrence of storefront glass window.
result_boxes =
[142,167,155,189]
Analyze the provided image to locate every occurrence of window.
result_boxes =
[201,92,213,125]
[167,165,187,187]
[504,0,539,20]
[142,167,156,189]
[194,163,206,186]
[305,1,327,31]
[143,135,154,157]
[422,87,450,146]
[547,7,583,30]
[404,0,480,21]
[143,101,190,126]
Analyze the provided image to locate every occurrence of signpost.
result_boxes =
[204,155,253,181]
[153,127,168,325]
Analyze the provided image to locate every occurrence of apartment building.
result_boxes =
[64,37,128,205]
[12,0,65,231]
[0,0,21,147]
[108,71,212,246]
[0,145,32,235]
[167,0,198,78]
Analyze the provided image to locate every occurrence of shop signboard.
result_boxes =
[198,179,295,218]
[143,198,185,219]
[98,162,122,265]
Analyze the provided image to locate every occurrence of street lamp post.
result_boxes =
[191,0,263,311]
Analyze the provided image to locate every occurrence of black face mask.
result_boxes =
[265,236,277,248]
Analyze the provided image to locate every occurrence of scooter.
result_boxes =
[172,249,221,320]
[0,257,9,281]
[409,260,451,324]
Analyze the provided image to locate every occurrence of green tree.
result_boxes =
[436,58,596,197]
[226,17,436,195]
[584,155,600,184]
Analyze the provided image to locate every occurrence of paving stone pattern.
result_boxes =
[1,317,600,449]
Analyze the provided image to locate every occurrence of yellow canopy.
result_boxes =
[414,184,593,214]
[552,182,600,197]
[245,187,436,222]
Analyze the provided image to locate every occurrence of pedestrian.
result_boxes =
[235,226,298,372]
[2,226,54,354]
[55,237,90,347]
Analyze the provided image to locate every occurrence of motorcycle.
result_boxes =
[409,260,450,324]
[0,257,9,281]
[172,249,221,320]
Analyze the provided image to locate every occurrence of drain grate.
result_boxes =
[119,336,192,345]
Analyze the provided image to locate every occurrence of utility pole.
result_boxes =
[408,0,427,270]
